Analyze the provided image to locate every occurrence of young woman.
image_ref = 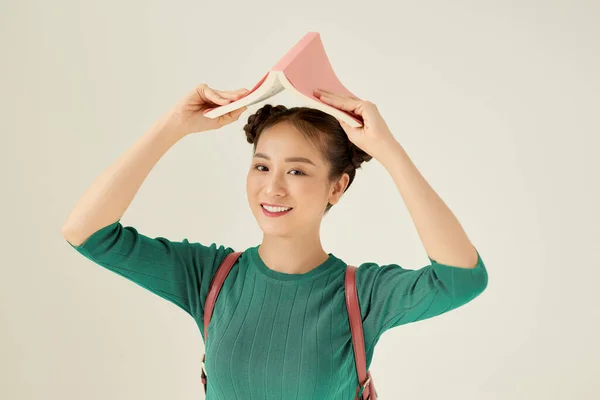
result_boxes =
[62,83,488,399]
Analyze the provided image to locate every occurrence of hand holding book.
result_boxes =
[162,83,250,136]
[313,88,397,159]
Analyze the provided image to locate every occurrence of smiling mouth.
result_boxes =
[261,204,293,216]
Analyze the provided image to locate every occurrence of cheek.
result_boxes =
[245,174,256,199]
[246,172,265,189]
[296,179,330,205]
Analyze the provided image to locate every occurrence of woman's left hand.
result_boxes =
[313,88,397,159]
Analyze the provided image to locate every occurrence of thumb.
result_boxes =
[217,106,247,126]
[338,119,361,143]
[231,106,248,120]
[338,119,355,134]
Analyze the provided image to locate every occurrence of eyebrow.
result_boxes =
[253,152,317,167]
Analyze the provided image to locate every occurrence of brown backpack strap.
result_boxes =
[201,251,242,393]
[346,265,378,399]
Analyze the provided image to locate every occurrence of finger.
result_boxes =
[224,105,247,118]
[217,106,247,126]
[318,93,364,116]
[214,91,239,100]
[314,88,340,98]
[216,88,249,100]
[234,106,248,117]
[228,105,247,116]
[338,119,352,131]
[203,86,231,105]
[315,88,361,101]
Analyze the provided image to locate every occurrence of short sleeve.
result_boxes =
[356,248,488,346]
[66,220,234,320]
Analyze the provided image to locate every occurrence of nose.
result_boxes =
[265,173,287,198]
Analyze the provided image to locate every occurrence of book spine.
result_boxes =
[271,32,320,72]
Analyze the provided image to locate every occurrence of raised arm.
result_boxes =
[60,84,249,321]
[62,117,182,245]
[62,83,249,244]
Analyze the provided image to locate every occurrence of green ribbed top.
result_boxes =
[68,220,488,399]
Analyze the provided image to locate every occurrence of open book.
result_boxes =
[203,32,364,127]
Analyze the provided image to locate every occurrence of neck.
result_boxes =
[258,231,329,275]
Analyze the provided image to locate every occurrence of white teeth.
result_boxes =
[263,205,291,213]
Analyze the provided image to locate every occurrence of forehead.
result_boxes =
[256,122,321,158]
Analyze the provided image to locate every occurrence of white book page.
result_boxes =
[203,72,285,118]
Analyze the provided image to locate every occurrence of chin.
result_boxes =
[253,211,297,237]
[257,220,294,237]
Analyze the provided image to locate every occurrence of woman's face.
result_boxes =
[246,121,346,237]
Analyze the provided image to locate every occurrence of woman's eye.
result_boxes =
[254,165,305,176]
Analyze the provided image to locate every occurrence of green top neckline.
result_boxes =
[249,245,343,282]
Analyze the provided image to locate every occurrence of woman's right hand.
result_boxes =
[163,83,249,136]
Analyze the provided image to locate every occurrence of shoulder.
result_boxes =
[350,258,411,287]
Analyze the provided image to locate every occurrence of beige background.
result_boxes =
[2,0,599,399]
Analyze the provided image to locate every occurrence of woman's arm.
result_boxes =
[62,83,248,246]
[61,116,183,246]
[376,140,478,269]
[313,89,479,269]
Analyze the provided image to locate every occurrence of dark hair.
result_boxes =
[243,104,372,213]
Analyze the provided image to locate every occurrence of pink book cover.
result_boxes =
[273,32,362,125]
[204,32,363,126]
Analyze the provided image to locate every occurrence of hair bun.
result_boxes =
[348,142,373,169]
[243,104,288,144]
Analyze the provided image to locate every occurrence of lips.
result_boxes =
[261,204,293,217]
